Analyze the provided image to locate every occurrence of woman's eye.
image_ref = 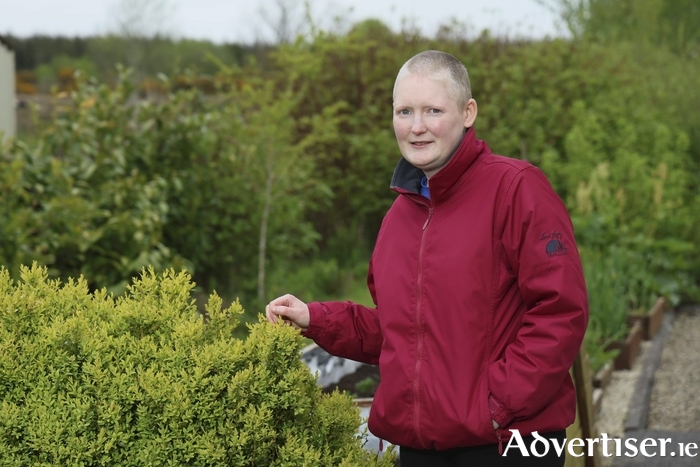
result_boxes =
[428,108,441,114]
[397,109,411,115]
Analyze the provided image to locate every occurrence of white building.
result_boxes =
[0,37,16,142]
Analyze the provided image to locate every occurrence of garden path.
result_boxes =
[604,304,700,466]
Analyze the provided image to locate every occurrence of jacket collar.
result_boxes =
[390,127,483,203]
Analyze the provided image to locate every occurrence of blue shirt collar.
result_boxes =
[420,176,430,200]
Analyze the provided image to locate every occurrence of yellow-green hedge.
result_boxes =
[0,264,394,466]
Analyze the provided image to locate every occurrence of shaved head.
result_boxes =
[393,50,472,109]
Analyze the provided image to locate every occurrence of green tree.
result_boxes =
[539,0,700,55]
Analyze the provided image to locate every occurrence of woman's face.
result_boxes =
[393,73,476,178]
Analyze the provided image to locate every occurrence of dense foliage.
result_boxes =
[2,1,699,363]
[0,264,395,466]
[5,34,266,93]
[2,70,328,308]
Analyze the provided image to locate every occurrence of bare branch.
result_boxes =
[108,0,178,39]
[256,0,305,44]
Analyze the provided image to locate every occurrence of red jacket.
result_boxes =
[304,128,588,450]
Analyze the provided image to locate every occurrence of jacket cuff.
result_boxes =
[489,393,515,428]
[301,302,327,340]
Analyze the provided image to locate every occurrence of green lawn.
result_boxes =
[333,276,374,307]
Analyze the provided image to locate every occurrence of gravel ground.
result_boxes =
[647,306,700,431]
[594,306,700,467]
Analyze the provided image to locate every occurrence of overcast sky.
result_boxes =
[1,0,567,44]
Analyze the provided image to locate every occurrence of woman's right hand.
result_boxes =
[265,294,310,332]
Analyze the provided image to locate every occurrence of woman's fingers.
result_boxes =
[266,295,310,331]
[267,296,299,322]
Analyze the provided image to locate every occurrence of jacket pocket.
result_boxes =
[486,392,511,455]
[469,376,498,445]
[485,393,501,443]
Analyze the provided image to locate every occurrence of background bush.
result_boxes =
[0,264,395,466]
[1,69,329,311]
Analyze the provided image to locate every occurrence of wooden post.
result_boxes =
[572,346,602,467]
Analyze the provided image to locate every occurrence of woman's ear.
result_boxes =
[464,99,478,128]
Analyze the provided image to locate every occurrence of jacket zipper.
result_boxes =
[422,209,432,230]
[413,206,433,448]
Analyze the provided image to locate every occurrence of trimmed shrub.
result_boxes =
[0,264,395,466]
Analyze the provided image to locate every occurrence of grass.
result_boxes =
[335,276,374,307]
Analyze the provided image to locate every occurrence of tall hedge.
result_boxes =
[0,264,395,466]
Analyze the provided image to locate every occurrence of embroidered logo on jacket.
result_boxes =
[540,231,567,257]
[545,239,567,257]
